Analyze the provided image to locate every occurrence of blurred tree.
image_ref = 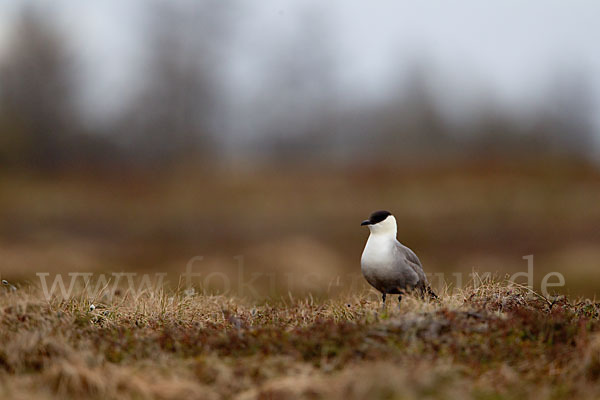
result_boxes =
[542,71,595,156]
[0,6,79,169]
[251,7,341,163]
[465,71,596,159]
[353,61,453,164]
[117,0,234,164]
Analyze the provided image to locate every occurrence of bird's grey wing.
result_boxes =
[395,242,428,286]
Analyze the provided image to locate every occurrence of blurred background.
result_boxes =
[1,0,599,298]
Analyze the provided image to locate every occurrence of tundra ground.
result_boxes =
[1,281,599,400]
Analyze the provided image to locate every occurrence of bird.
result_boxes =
[360,210,436,307]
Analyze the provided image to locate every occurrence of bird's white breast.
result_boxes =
[361,234,395,274]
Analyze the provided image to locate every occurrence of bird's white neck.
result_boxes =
[367,215,397,238]
[362,217,397,264]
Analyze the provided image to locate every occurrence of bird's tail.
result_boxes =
[421,286,438,301]
[427,286,438,300]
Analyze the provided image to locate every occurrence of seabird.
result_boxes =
[360,210,437,306]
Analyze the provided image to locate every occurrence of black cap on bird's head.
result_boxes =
[361,210,392,226]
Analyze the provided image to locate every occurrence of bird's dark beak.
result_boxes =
[361,220,371,226]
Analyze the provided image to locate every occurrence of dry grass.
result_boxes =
[1,279,599,399]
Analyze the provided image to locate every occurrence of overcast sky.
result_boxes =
[1,0,599,137]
